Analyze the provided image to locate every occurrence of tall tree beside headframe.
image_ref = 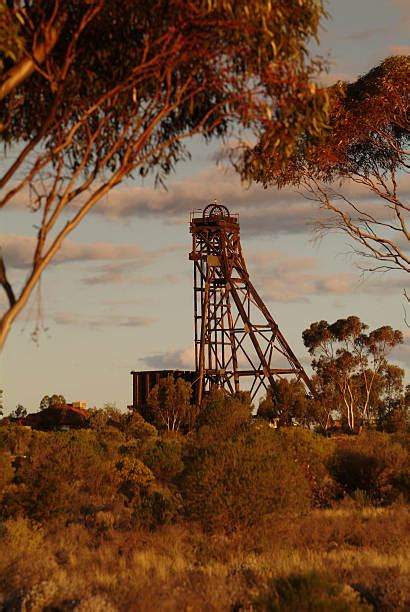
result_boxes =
[303,316,403,431]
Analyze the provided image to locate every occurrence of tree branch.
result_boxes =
[0,251,16,308]
[0,7,66,101]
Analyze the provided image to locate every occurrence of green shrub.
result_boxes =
[277,428,336,506]
[194,390,251,445]
[181,426,311,530]
[257,379,317,427]
[143,436,184,482]
[378,406,409,433]
[95,425,127,457]
[0,422,32,455]
[124,412,158,442]
[0,451,14,503]
[389,467,410,502]
[0,517,58,596]
[116,456,155,501]
[329,432,408,503]
[136,483,181,529]
[1,430,120,521]
[254,571,371,611]
[391,430,410,453]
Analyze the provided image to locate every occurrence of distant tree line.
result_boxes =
[141,316,407,435]
[3,314,407,434]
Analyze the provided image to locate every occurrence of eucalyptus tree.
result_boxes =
[244,55,410,276]
[0,0,329,346]
[147,376,194,432]
[303,316,403,431]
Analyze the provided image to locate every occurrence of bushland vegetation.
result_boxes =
[0,385,409,611]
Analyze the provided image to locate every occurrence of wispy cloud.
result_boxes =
[6,166,410,240]
[141,346,194,369]
[85,167,410,239]
[82,261,139,286]
[344,26,390,42]
[82,266,183,287]
[389,0,410,30]
[1,235,157,270]
[387,44,410,55]
[247,249,406,303]
[15,306,156,330]
[389,331,410,368]
[94,167,284,221]
[51,311,155,329]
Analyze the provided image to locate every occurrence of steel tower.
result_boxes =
[189,203,314,405]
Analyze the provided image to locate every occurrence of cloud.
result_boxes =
[135,273,182,286]
[6,165,410,242]
[51,312,155,328]
[322,173,410,201]
[82,266,183,286]
[389,331,410,368]
[139,344,286,372]
[255,271,353,304]
[344,26,390,42]
[388,44,410,55]
[141,346,194,369]
[15,305,156,329]
[1,234,156,270]
[247,249,407,303]
[87,167,326,236]
[319,72,356,87]
[87,166,410,239]
[94,167,340,235]
[391,0,410,8]
[249,250,316,272]
[95,167,284,220]
[81,262,135,286]
[389,1,410,30]
[101,297,145,307]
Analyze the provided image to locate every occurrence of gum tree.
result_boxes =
[303,316,403,431]
[0,0,329,346]
[257,379,320,428]
[244,55,410,276]
[147,376,193,432]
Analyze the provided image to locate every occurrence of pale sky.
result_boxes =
[2,0,410,413]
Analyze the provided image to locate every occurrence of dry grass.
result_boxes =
[0,504,408,611]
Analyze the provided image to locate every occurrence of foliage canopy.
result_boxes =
[245,55,410,275]
[303,316,403,431]
[0,0,328,346]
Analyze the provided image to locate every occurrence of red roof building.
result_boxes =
[20,403,89,431]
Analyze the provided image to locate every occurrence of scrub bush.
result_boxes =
[194,390,252,445]
[329,432,408,503]
[181,426,311,530]
[254,571,371,611]
[277,427,337,506]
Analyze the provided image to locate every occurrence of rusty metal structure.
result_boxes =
[189,202,314,405]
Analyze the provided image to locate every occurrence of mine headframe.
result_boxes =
[189,202,314,406]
